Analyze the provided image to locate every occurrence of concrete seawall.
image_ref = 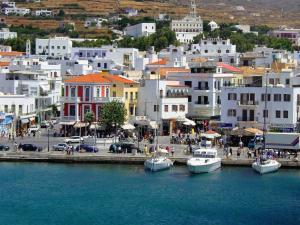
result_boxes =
[0,153,299,168]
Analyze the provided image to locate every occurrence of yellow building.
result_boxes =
[102,74,139,121]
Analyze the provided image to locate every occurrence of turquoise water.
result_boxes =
[0,163,299,225]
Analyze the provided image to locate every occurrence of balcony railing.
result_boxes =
[238,100,259,106]
[237,116,258,122]
[194,87,210,91]
[60,116,77,121]
[195,101,210,105]
[60,97,124,103]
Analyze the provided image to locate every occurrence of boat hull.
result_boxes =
[144,158,172,172]
[252,160,281,174]
[187,158,221,173]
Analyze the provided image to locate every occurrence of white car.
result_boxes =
[52,143,71,151]
[65,136,84,144]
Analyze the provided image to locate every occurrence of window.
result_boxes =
[4,105,8,113]
[226,50,230,53]
[217,50,221,53]
[51,46,54,49]
[274,94,281,101]
[227,109,236,117]
[112,91,116,97]
[179,105,185,111]
[112,84,116,87]
[135,92,138,99]
[106,88,109,97]
[96,88,100,97]
[284,94,291,102]
[38,45,42,49]
[172,105,178,112]
[204,50,208,53]
[154,105,159,112]
[125,92,128,99]
[104,63,107,69]
[69,105,75,116]
[228,93,237,100]
[286,79,290,85]
[129,106,134,116]
[63,46,66,50]
[164,105,168,112]
[11,104,15,113]
[276,110,281,118]
[269,78,274,85]
[184,81,192,88]
[57,46,60,49]
[261,94,271,101]
[283,110,288,118]
[85,87,90,101]
[130,92,133,100]
[70,87,76,97]
[18,105,22,114]
[188,96,192,102]
[98,63,101,67]
[263,110,268,118]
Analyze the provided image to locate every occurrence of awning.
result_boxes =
[149,121,158,129]
[59,121,76,126]
[201,130,221,139]
[90,123,105,130]
[183,118,196,126]
[21,118,29,124]
[121,123,135,130]
[74,122,89,128]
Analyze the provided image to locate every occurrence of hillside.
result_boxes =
[10,0,300,29]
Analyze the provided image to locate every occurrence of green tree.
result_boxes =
[100,101,126,131]
[84,111,95,126]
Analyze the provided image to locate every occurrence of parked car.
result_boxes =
[75,144,99,153]
[28,125,40,133]
[65,136,84,144]
[52,143,71,151]
[40,121,50,128]
[109,142,141,153]
[20,144,42,152]
[0,144,9,151]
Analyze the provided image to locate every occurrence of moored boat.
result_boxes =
[187,148,221,173]
[252,158,281,174]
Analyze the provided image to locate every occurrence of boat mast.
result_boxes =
[156,66,160,150]
[262,71,268,152]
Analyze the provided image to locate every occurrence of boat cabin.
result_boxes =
[194,149,217,158]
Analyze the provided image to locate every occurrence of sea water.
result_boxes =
[0,163,299,225]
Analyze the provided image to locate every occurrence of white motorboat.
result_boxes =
[144,155,173,172]
[252,158,281,174]
[187,148,221,173]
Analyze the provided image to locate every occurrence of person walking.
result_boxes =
[171,147,175,157]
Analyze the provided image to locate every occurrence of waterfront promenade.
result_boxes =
[1,133,300,168]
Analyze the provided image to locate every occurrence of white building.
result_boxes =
[190,38,238,65]
[0,28,17,39]
[0,93,35,117]
[268,28,300,46]
[35,37,73,58]
[171,0,203,43]
[2,7,30,16]
[35,9,52,17]
[124,8,138,17]
[124,23,156,37]
[208,21,219,31]
[1,1,16,8]
[71,46,139,70]
[221,70,300,131]
[84,17,106,28]
[167,61,241,120]
[137,79,189,135]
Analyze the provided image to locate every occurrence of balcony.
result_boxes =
[60,97,81,103]
[237,116,258,122]
[193,87,210,91]
[128,98,137,104]
[237,100,259,107]
[194,101,210,107]
[61,116,77,121]
[92,97,124,103]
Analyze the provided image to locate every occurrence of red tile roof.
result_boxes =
[217,62,241,73]
[0,61,9,67]
[147,59,168,66]
[102,74,137,84]
[0,51,24,57]
[64,74,111,83]
[64,73,137,84]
